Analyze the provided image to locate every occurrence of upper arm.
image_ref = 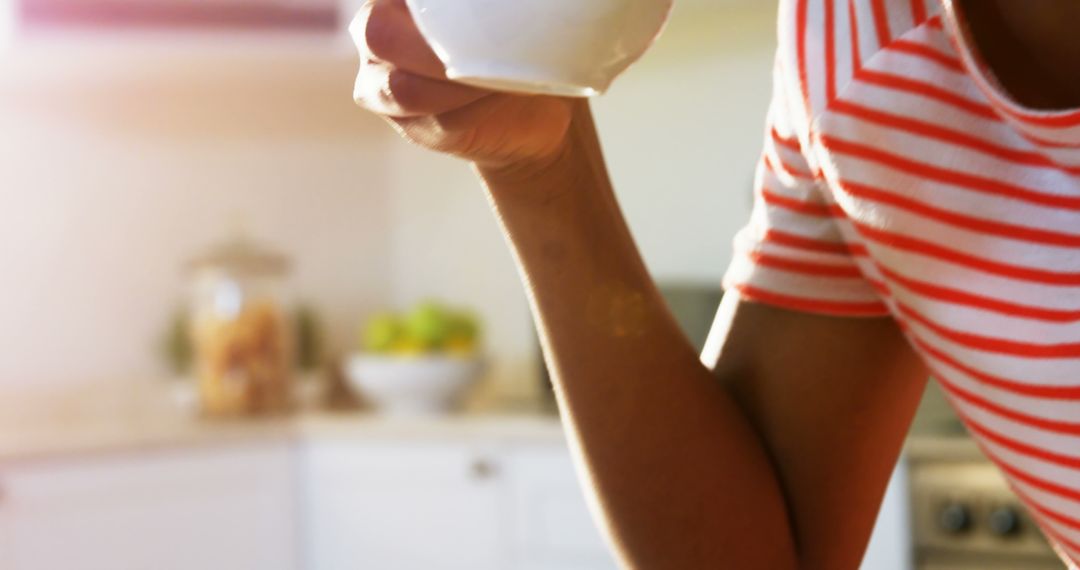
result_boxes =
[713,58,926,566]
[702,295,927,570]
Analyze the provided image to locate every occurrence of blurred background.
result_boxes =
[0,0,1047,568]
[0,0,768,418]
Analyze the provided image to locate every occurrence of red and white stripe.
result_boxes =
[722,1,1080,566]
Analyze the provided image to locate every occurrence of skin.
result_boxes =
[958,0,1080,110]
[354,0,1072,567]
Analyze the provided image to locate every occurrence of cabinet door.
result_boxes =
[0,489,11,569]
[509,448,911,570]
[861,460,912,570]
[0,444,297,570]
[303,440,506,570]
[506,445,618,570]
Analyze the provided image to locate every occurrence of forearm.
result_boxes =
[477,102,799,569]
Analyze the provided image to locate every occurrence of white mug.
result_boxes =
[399,0,674,97]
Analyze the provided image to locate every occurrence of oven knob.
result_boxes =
[938,502,973,534]
[988,507,1021,537]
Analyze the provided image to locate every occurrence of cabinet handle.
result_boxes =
[470,458,497,480]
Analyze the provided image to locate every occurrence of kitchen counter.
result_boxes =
[0,397,920,570]
[905,433,984,462]
[0,411,568,464]
[2,390,977,465]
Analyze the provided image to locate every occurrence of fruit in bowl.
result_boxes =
[347,301,483,415]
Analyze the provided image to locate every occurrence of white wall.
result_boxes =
[0,0,13,51]
[596,2,777,283]
[385,3,779,402]
[0,44,395,397]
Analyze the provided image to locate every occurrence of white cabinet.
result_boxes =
[303,441,507,570]
[861,460,912,570]
[0,489,11,569]
[0,444,298,570]
[505,446,617,570]
[303,440,618,570]
[0,421,908,570]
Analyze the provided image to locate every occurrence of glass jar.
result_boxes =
[187,236,293,417]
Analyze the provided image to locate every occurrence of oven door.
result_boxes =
[922,564,1064,570]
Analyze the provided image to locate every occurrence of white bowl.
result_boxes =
[396,0,673,97]
[345,354,482,416]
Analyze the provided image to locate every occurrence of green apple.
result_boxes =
[362,313,404,353]
[404,301,452,350]
[441,309,477,355]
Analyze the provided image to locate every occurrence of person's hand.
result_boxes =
[352,0,575,172]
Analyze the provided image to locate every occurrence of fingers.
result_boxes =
[356,60,490,117]
[387,97,502,157]
[388,95,573,164]
[352,0,489,117]
[353,0,446,80]
[349,0,574,166]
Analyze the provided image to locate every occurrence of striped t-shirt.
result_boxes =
[722,0,1080,565]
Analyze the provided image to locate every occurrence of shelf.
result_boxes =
[0,0,368,78]
[4,27,355,65]
[0,26,363,99]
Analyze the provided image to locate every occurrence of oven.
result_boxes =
[908,437,1064,570]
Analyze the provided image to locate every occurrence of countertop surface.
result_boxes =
[0,411,569,464]
[905,433,984,462]
[0,393,983,464]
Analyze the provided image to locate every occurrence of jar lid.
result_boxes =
[187,233,290,276]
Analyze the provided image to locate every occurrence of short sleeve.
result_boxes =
[721,61,889,317]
